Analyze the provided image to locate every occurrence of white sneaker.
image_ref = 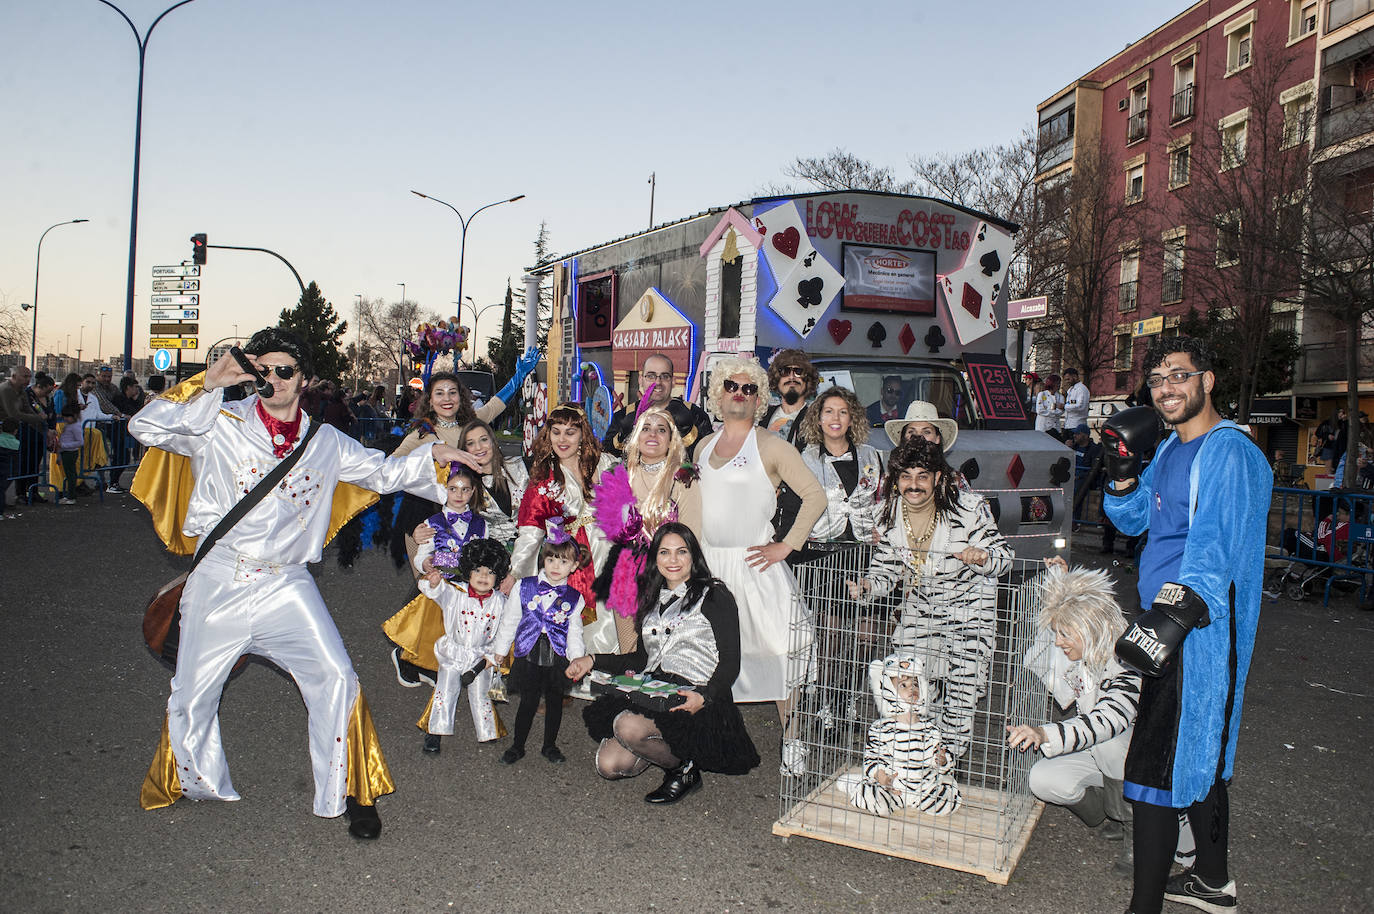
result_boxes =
[780,738,808,777]
[59,497,76,505]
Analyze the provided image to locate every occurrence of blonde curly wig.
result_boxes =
[1037,565,1128,674]
[706,356,770,422]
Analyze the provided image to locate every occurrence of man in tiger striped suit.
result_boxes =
[849,438,1012,759]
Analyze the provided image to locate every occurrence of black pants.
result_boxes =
[59,450,78,498]
[510,653,569,752]
[1129,779,1229,914]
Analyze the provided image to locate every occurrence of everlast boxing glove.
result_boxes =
[1101,406,1165,496]
[1115,582,1211,677]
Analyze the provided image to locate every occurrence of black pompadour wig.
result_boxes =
[244,326,315,379]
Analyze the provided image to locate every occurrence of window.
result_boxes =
[1128,81,1150,143]
[1119,247,1140,311]
[1342,166,1374,218]
[1291,0,1318,38]
[1226,15,1255,74]
[1039,107,1075,147]
[719,251,742,340]
[1169,136,1193,188]
[1282,81,1316,147]
[1326,0,1371,32]
[1216,212,1242,267]
[1220,109,1249,169]
[574,270,615,347]
[1114,332,1134,390]
[1162,228,1186,303]
[1172,57,1196,121]
[1125,157,1146,203]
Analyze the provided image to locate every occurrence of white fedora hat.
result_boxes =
[885,400,959,450]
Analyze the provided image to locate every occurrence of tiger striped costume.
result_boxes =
[842,652,961,817]
[860,490,1011,759]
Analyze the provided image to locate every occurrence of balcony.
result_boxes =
[1171,85,1195,122]
[1118,280,1139,312]
[1127,111,1149,143]
[1162,273,1183,303]
[1317,90,1374,148]
[1299,340,1374,383]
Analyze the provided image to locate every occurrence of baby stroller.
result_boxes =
[1265,529,1335,601]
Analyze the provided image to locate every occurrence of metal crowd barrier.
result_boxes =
[1267,486,1373,605]
[353,416,405,447]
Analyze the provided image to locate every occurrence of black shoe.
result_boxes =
[499,746,525,765]
[1163,870,1237,913]
[541,745,566,764]
[344,796,382,840]
[423,734,442,754]
[391,646,425,688]
[645,760,702,804]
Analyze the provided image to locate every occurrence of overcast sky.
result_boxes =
[2,0,1191,368]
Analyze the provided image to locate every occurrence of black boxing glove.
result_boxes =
[1101,406,1165,496]
[1115,582,1211,677]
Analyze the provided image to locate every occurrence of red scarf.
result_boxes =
[256,399,303,458]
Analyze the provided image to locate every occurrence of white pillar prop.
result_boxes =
[523,274,541,351]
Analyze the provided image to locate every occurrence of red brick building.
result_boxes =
[1033,0,1372,473]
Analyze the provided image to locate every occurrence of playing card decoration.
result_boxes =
[924,325,946,354]
[866,321,887,348]
[937,220,1014,344]
[827,319,852,344]
[898,322,916,355]
[756,201,845,339]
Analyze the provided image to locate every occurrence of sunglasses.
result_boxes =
[722,379,759,396]
[778,366,806,378]
[258,364,298,380]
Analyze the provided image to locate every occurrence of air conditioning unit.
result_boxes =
[1119,98,1129,111]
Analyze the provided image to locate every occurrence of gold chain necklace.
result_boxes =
[900,502,938,592]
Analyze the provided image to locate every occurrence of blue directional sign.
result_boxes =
[153,349,173,372]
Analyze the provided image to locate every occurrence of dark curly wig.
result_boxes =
[244,327,314,379]
[456,537,511,583]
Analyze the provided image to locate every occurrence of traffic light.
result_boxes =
[191,233,207,265]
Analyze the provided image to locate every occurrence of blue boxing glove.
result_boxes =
[496,347,540,403]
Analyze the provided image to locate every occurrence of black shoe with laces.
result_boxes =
[1163,870,1237,913]
[422,734,441,753]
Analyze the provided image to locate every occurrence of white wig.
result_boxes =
[1037,565,1128,673]
[706,355,770,422]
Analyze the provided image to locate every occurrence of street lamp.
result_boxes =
[97,313,106,366]
[397,283,406,392]
[353,293,363,389]
[29,219,88,370]
[472,302,505,364]
[410,190,524,326]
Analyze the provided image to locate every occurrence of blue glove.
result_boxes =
[496,347,540,403]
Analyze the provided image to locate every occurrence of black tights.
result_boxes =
[510,659,567,752]
[1129,780,1229,914]
[595,711,679,779]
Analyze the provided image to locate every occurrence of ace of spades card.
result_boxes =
[767,248,844,339]
[753,201,815,281]
[938,221,1014,344]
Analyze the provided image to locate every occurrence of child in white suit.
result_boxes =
[418,537,511,754]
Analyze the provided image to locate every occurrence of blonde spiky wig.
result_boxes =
[625,405,686,532]
[1037,565,1127,673]
[706,356,770,422]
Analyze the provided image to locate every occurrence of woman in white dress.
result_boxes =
[695,356,824,770]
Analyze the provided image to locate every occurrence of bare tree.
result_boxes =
[0,297,27,356]
[357,296,438,388]
[764,148,914,196]
[1302,156,1374,486]
[1035,144,1142,384]
[1149,37,1311,422]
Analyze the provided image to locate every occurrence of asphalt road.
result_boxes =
[1,495,1369,913]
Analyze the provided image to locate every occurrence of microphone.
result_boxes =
[230,346,274,399]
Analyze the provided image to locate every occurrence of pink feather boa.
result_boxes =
[607,547,646,619]
[592,465,643,546]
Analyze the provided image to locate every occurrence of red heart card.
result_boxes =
[772,227,800,260]
[827,319,852,344]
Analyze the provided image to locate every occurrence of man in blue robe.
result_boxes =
[1104,336,1269,914]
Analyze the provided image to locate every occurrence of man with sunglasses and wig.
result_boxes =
[128,327,469,841]
[760,348,820,448]
[1101,335,1270,914]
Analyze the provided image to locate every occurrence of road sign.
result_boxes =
[151,264,201,277]
[150,323,199,335]
[150,308,199,321]
[152,279,200,292]
[150,294,199,306]
[153,349,173,372]
[1132,316,1164,337]
[150,337,198,349]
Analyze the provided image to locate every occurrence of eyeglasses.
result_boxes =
[883,387,902,396]
[778,366,806,378]
[1145,369,1205,389]
[258,364,298,380]
[642,371,672,382]
[722,379,759,396]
